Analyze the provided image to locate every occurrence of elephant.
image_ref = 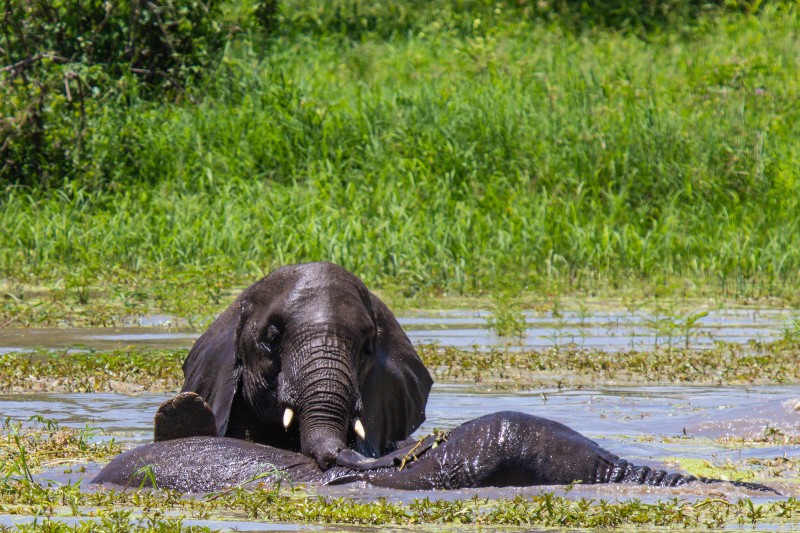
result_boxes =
[125,262,776,495]
[94,410,778,494]
[164,262,433,469]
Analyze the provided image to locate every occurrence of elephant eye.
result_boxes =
[266,324,281,342]
[257,324,281,353]
[360,338,374,360]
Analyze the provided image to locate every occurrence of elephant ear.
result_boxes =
[180,302,247,437]
[359,294,433,457]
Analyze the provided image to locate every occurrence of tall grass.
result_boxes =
[2,3,799,298]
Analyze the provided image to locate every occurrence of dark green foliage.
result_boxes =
[3,0,223,77]
[254,0,281,32]
[547,0,766,32]
[279,0,766,41]
[0,0,224,186]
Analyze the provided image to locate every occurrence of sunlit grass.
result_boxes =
[2,5,800,300]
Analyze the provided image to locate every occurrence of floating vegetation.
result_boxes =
[1,417,120,478]
[417,340,800,388]
[2,474,800,530]
[1,338,799,395]
[0,350,184,393]
[665,456,800,488]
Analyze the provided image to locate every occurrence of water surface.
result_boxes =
[1,308,797,354]
[2,308,798,530]
[4,384,797,503]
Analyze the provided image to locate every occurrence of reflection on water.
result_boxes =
[0,308,797,353]
[401,308,799,351]
[1,308,799,528]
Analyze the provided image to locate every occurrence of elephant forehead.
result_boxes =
[270,262,362,287]
[288,290,373,328]
[241,296,371,342]
[243,263,375,329]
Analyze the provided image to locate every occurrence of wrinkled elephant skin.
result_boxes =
[169,262,432,469]
[95,412,778,494]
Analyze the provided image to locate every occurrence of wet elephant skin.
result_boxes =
[173,262,432,470]
[93,412,778,494]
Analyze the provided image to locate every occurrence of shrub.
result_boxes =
[0,0,225,186]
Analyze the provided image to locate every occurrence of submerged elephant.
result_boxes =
[166,262,432,468]
[94,410,778,494]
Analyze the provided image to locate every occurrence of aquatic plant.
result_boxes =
[2,476,800,530]
[2,337,799,395]
[417,339,800,388]
[485,294,528,338]
[0,350,184,393]
[0,412,797,529]
[1,417,120,476]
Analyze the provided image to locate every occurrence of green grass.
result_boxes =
[2,3,800,301]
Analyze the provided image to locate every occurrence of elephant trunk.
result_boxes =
[291,339,359,470]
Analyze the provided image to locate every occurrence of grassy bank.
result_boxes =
[3,3,800,303]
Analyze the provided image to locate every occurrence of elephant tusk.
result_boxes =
[353,418,366,440]
[283,408,294,430]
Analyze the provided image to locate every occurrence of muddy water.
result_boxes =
[402,308,798,350]
[5,385,796,448]
[1,309,799,529]
[3,384,798,502]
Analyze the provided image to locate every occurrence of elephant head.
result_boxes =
[180,262,432,469]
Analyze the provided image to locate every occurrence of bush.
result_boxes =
[0,0,225,186]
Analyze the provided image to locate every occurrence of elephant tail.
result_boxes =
[605,460,781,495]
